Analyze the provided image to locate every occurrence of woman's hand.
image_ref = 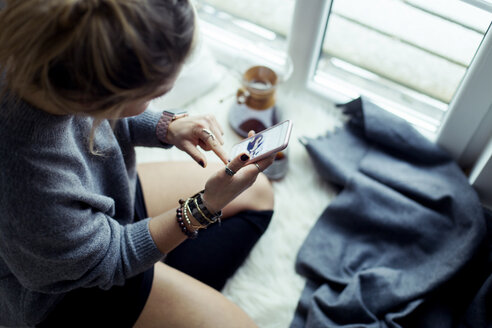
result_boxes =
[201,131,275,214]
[166,114,229,167]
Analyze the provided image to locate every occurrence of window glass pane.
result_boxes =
[315,0,492,134]
[194,0,295,65]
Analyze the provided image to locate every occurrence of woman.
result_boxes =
[0,0,275,327]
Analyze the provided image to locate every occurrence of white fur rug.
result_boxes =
[137,65,344,327]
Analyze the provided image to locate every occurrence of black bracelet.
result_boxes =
[194,190,222,222]
[187,197,213,227]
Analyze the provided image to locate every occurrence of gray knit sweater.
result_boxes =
[0,95,168,327]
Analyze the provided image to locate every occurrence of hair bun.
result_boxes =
[75,0,104,9]
[0,0,195,119]
[55,0,105,27]
[71,0,105,16]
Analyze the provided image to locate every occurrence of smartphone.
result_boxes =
[230,120,293,164]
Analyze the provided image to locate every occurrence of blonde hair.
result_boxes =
[0,0,195,117]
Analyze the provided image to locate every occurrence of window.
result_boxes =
[194,0,295,71]
[314,0,492,135]
[196,0,491,137]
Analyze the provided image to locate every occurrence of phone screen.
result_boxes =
[230,120,292,162]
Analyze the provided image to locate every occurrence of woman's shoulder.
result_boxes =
[1,93,78,143]
[0,95,124,211]
[0,98,96,191]
[0,94,115,155]
[0,117,118,223]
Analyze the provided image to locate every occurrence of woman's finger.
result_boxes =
[206,115,224,145]
[181,140,207,168]
[212,143,229,165]
[201,115,224,145]
[226,152,250,176]
[210,124,225,145]
[198,139,211,151]
[200,128,228,164]
[252,153,275,172]
[200,128,219,148]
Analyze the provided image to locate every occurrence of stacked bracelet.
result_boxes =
[176,201,198,239]
[183,198,204,230]
[189,190,222,224]
[175,191,223,239]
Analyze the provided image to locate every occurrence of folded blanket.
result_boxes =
[292,97,490,327]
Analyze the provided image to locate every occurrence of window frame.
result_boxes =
[461,0,492,13]
[436,21,492,209]
[436,23,492,166]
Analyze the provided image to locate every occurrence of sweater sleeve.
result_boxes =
[115,109,173,148]
[0,160,165,293]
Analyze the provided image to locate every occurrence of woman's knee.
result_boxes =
[246,172,274,211]
[222,172,274,217]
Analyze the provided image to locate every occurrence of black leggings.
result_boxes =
[38,178,272,327]
[165,209,273,290]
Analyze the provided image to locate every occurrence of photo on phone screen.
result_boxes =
[230,120,293,163]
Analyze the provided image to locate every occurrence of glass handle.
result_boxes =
[236,88,250,104]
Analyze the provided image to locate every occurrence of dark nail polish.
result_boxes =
[241,154,249,162]
[199,160,205,168]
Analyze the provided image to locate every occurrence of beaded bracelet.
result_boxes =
[176,201,198,239]
[176,191,223,238]
[184,198,203,231]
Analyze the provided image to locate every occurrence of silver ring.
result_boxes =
[225,166,236,176]
[254,163,262,172]
[202,128,216,141]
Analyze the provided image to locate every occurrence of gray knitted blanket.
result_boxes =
[291,97,491,328]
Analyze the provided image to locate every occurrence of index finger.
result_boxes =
[211,142,229,165]
[200,128,229,164]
